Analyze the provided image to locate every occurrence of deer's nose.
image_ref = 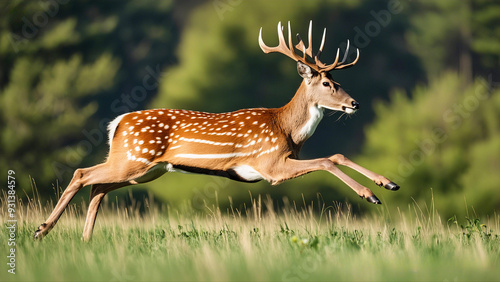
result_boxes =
[352,101,360,110]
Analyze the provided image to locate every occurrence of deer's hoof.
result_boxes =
[34,229,43,240]
[34,223,47,240]
[384,182,400,191]
[366,195,382,205]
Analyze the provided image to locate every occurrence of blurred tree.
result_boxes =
[470,0,500,78]
[357,72,500,219]
[407,0,500,82]
[0,1,179,196]
[0,1,120,193]
[0,54,118,192]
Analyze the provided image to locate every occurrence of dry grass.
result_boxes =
[1,190,500,281]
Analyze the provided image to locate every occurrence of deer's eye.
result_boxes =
[322,82,330,87]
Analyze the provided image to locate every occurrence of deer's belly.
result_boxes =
[230,165,264,181]
[168,163,264,183]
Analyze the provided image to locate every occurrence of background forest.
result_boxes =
[1,0,499,220]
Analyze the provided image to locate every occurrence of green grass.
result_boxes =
[2,192,500,281]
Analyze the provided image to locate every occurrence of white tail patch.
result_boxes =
[108,113,127,147]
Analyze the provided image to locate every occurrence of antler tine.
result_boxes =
[314,28,327,65]
[277,22,293,58]
[316,46,340,70]
[259,21,358,72]
[295,21,314,60]
[259,21,321,72]
[296,34,306,60]
[318,28,326,55]
[258,27,273,54]
[259,22,297,61]
[286,21,319,71]
[303,20,313,58]
[340,40,350,64]
[333,48,360,70]
[287,21,296,58]
[259,22,283,54]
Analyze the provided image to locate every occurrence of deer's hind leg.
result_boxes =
[82,182,128,241]
[81,163,169,241]
[34,158,165,240]
[34,163,117,239]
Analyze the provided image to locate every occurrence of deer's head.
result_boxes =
[259,21,360,114]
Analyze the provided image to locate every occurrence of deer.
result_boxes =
[34,21,399,241]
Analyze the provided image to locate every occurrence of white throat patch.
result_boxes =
[298,106,324,139]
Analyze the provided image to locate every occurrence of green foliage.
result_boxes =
[472,1,500,65]
[0,1,177,195]
[407,0,500,80]
[0,47,119,193]
[460,217,493,240]
[358,72,500,218]
[2,192,500,281]
[407,1,472,78]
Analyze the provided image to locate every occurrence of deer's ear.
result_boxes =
[297,61,316,84]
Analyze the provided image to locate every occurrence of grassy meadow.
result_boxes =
[1,191,500,282]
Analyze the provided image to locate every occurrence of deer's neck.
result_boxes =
[277,81,324,147]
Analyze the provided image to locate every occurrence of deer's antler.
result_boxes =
[259,21,359,72]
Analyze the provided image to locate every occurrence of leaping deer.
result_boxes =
[35,21,399,241]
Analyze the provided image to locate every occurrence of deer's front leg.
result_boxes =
[329,154,400,191]
[268,158,382,204]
